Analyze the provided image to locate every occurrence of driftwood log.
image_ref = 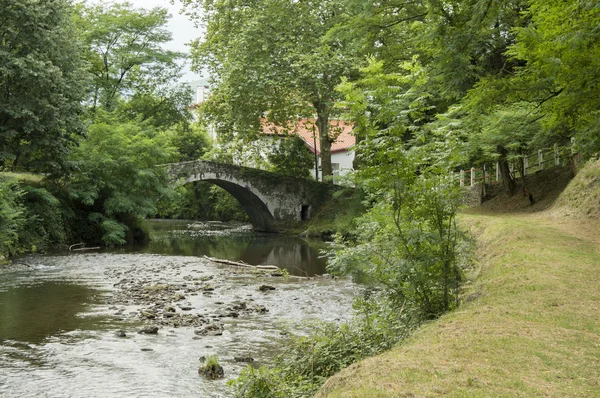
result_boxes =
[202,255,280,271]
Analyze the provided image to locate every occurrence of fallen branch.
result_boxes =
[71,247,101,252]
[69,243,86,251]
[203,255,280,271]
[69,242,100,252]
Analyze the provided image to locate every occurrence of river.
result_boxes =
[0,221,356,397]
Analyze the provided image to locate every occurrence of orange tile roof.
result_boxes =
[262,119,355,154]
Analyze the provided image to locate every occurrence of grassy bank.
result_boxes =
[317,212,600,397]
[317,162,600,397]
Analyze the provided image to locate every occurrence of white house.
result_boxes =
[186,80,356,181]
[261,118,355,181]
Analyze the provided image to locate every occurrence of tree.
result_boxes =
[509,0,600,159]
[61,112,175,245]
[182,0,359,181]
[0,0,87,171]
[336,0,534,195]
[267,136,314,178]
[74,2,185,111]
[116,83,195,131]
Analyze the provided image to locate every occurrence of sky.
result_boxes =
[127,0,205,82]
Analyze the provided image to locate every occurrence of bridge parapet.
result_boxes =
[165,160,336,232]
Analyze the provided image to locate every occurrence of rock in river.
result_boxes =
[258,285,276,292]
[138,326,159,334]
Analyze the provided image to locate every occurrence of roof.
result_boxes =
[262,118,355,155]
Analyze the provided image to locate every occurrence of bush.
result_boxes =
[229,295,414,398]
[0,179,26,259]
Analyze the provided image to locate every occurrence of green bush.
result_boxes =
[230,295,414,397]
[0,179,26,259]
[59,113,175,245]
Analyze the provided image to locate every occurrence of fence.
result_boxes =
[456,144,563,187]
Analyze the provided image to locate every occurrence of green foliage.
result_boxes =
[334,62,466,317]
[169,124,212,162]
[508,0,600,158]
[116,84,195,131]
[0,178,25,258]
[230,366,286,398]
[0,178,66,258]
[61,113,175,245]
[303,188,366,238]
[267,136,313,178]
[0,0,87,171]
[18,185,66,251]
[230,295,413,397]
[74,2,185,111]
[156,182,248,222]
[182,0,360,178]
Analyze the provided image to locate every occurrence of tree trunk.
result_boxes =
[352,122,362,170]
[497,145,516,196]
[315,108,333,183]
[11,150,21,172]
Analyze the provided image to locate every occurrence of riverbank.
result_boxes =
[0,249,356,397]
[317,162,600,397]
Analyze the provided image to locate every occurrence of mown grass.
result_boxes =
[554,157,600,218]
[317,212,600,397]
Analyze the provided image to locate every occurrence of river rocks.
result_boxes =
[164,305,176,313]
[138,326,159,334]
[140,309,156,319]
[114,330,127,338]
[254,305,268,314]
[198,362,224,379]
[233,356,254,363]
[144,284,170,292]
[172,292,186,301]
[258,285,276,292]
[194,322,224,336]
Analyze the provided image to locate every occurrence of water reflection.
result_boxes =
[135,220,328,276]
[0,282,105,343]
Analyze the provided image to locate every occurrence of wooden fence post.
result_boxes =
[538,149,543,170]
[460,169,464,187]
[496,162,500,181]
[524,156,529,176]
[471,167,475,186]
[554,143,559,165]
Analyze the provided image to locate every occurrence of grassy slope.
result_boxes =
[317,162,600,397]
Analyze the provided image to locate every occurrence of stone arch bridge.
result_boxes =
[164,160,337,232]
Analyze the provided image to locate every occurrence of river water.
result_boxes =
[0,221,356,398]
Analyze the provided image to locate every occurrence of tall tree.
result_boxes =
[0,0,87,171]
[182,0,359,181]
[509,0,600,159]
[74,2,185,111]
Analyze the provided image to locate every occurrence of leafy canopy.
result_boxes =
[0,0,87,171]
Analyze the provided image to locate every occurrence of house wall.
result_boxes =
[309,150,355,181]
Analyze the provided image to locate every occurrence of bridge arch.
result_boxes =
[165,161,336,232]
[202,179,276,232]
